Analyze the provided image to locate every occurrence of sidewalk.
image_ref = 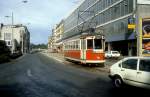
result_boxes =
[46,52,65,63]
[43,52,118,73]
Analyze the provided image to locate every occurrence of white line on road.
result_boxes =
[27,69,32,77]
[54,58,64,63]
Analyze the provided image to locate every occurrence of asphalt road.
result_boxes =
[0,52,150,97]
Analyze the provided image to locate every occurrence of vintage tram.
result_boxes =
[63,33,105,64]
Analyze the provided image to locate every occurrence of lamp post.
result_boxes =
[4,0,28,54]
[5,12,14,54]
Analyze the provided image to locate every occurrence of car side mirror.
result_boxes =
[118,60,123,68]
[119,63,121,68]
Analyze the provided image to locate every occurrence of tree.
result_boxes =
[0,40,11,63]
[30,43,48,49]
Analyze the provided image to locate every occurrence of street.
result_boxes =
[0,52,150,97]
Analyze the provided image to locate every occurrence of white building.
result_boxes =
[0,24,30,54]
[48,20,64,53]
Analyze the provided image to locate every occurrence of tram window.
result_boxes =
[87,39,93,49]
[77,41,80,50]
[81,39,86,49]
[75,41,78,50]
[94,39,102,49]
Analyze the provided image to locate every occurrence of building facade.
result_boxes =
[55,20,64,53]
[0,24,30,54]
[62,0,150,56]
[48,20,64,53]
[48,35,54,52]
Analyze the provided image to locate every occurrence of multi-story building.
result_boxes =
[48,29,57,52]
[48,35,54,52]
[0,24,30,54]
[48,20,64,53]
[55,20,64,53]
[62,0,150,56]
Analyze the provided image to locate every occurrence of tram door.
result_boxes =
[81,39,86,60]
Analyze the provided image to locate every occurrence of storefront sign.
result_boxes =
[128,24,136,29]
[142,18,150,56]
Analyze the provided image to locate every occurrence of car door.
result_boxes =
[81,39,86,60]
[121,58,138,85]
[136,59,150,87]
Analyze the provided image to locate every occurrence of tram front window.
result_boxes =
[87,39,93,49]
[94,39,102,49]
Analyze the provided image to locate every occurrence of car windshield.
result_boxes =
[87,39,93,49]
[94,39,102,49]
[87,39,102,49]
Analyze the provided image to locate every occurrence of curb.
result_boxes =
[95,67,109,73]
[44,52,111,73]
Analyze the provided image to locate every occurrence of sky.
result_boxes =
[0,0,82,44]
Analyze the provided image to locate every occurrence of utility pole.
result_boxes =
[11,12,14,54]
[5,0,28,54]
[5,12,14,54]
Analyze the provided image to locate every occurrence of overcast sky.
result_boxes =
[0,0,82,44]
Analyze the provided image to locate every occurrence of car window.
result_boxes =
[122,59,137,70]
[139,59,150,72]
[112,51,119,54]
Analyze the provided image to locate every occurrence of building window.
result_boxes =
[7,41,11,46]
[129,0,133,13]
[4,33,11,40]
[6,41,11,46]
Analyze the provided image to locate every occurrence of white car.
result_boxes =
[105,51,120,58]
[109,57,150,89]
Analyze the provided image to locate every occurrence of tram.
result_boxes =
[63,34,105,64]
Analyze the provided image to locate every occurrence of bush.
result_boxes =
[0,54,10,63]
[0,40,11,63]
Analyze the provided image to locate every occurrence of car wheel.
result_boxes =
[113,76,123,88]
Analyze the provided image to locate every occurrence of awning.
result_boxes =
[105,32,136,42]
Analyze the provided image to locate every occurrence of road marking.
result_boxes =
[54,58,64,63]
[27,69,32,77]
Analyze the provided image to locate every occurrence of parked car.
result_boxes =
[109,57,150,89]
[105,51,120,58]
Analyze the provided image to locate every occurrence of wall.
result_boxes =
[136,4,150,56]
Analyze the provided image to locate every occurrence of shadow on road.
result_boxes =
[109,86,150,97]
[82,78,150,97]
[0,84,21,97]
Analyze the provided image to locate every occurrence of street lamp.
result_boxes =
[5,12,14,53]
[4,0,28,54]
